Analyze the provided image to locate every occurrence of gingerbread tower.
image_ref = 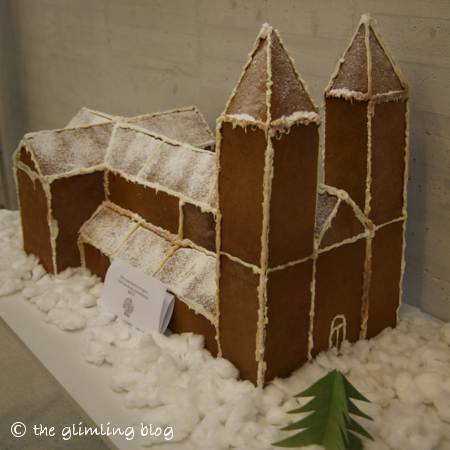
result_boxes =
[216,24,321,386]
[324,14,409,338]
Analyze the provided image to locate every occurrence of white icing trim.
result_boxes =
[178,199,185,240]
[125,105,215,149]
[108,168,217,214]
[307,257,317,360]
[365,104,373,217]
[325,13,409,101]
[326,89,409,104]
[267,253,315,274]
[328,314,347,349]
[269,111,321,133]
[15,162,40,184]
[274,27,319,115]
[360,237,372,339]
[365,15,372,97]
[317,230,371,255]
[318,184,369,229]
[219,251,262,275]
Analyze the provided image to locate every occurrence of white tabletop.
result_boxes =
[0,292,144,450]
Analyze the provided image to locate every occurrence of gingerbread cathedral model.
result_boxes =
[14,15,409,387]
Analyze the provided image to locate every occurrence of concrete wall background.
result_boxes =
[0,0,449,321]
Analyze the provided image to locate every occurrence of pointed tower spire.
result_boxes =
[323,14,409,341]
[226,24,317,124]
[216,24,320,386]
[324,13,409,221]
[326,13,408,101]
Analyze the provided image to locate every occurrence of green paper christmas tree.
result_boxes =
[273,370,374,450]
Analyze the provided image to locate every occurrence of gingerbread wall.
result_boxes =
[3,4,449,320]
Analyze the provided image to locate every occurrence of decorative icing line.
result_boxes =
[108,169,216,214]
[269,111,321,134]
[124,105,215,148]
[15,142,59,273]
[256,273,268,387]
[318,184,369,228]
[214,211,222,357]
[274,27,319,114]
[255,123,275,386]
[325,14,409,99]
[22,140,45,180]
[79,207,219,322]
[214,123,223,358]
[360,237,372,339]
[219,251,262,275]
[326,89,409,103]
[365,105,373,217]
[171,238,216,258]
[223,114,266,131]
[397,219,407,323]
[329,315,347,349]
[67,107,116,127]
[102,123,120,170]
[367,14,408,91]
[178,199,185,240]
[402,102,410,218]
[149,245,180,278]
[15,162,41,184]
[365,15,373,98]
[78,202,111,236]
[114,122,215,156]
[267,252,315,274]
[306,257,317,360]
[222,108,320,137]
[396,101,410,322]
[102,201,177,244]
[256,27,273,385]
[219,24,272,123]
[317,230,371,255]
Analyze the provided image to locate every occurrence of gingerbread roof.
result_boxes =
[315,185,369,251]
[79,203,217,319]
[326,14,409,101]
[107,124,217,207]
[24,123,114,178]
[17,120,217,211]
[126,107,215,150]
[66,107,114,128]
[222,24,320,130]
[66,106,215,149]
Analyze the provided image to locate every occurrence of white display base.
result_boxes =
[0,292,143,450]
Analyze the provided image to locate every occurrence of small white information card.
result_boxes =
[99,258,175,334]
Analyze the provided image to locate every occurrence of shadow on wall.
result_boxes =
[402,77,429,313]
[0,1,30,209]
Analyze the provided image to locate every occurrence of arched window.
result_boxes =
[329,314,347,349]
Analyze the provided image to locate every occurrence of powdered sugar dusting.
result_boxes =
[28,124,113,177]
[140,143,216,203]
[116,226,172,276]
[107,127,161,177]
[81,207,137,255]
[129,109,214,148]
[66,109,112,128]
[315,192,338,238]
[155,247,216,315]
[331,25,368,94]
[209,187,218,209]
[370,28,403,95]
